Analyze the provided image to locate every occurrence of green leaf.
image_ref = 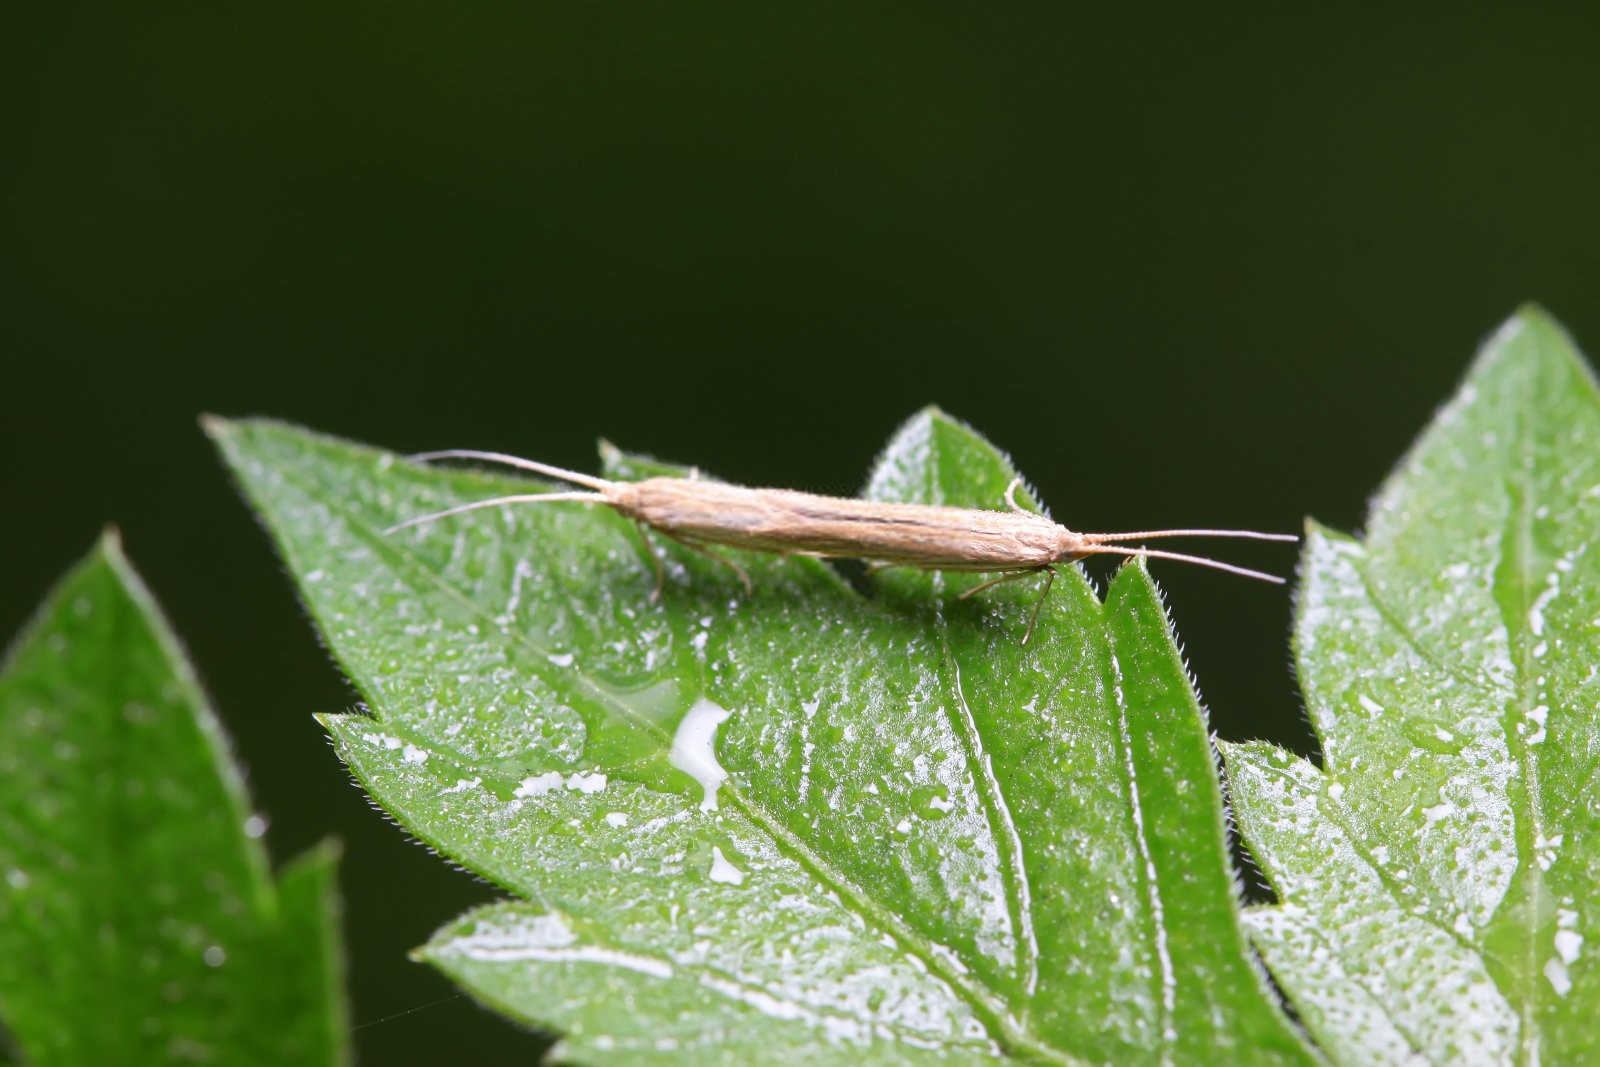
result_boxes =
[207,409,1311,1064]
[1222,306,1600,1064]
[0,533,349,1067]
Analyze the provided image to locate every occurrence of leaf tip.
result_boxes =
[1300,517,1353,546]
[303,835,346,866]
[314,711,358,733]
[198,412,234,441]
[95,524,125,559]
[407,934,455,970]
[1510,299,1557,330]
[277,836,346,893]
[89,526,142,595]
[86,528,166,619]
[1481,302,1586,374]
[890,404,968,443]
[1105,556,1168,610]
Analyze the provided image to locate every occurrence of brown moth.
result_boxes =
[386,449,1294,643]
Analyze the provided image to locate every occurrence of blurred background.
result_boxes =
[5,4,1598,1060]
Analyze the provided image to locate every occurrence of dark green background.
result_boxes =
[5,5,1597,1061]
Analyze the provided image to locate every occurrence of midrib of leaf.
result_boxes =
[1475,313,1600,1063]
[940,656,1038,996]
[1524,337,1600,841]
[1106,645,1177,1058]
[1497,396,1550,1064]
[919,416,1040,1012]
[274,439,1073,1063]
[101,564,135,1051]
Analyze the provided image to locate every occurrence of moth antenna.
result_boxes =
[407,449,617,492]
[1083,528,1298,544]
[1081,544,1286,584]
[383,492,607,534]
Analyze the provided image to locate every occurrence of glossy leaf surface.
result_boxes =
[209,410,1309,1064]
[1223,307,1600,1064]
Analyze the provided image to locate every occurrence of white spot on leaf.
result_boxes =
[707,846,744,885]
[669,698,733,812]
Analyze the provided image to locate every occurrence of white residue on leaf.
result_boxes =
[1534,833,1563,872]
[443,912,675,979]
[402,743,429,764]
[503,558,533,620]
[566,771,608,794]
[514,771,566,798]
[513,770,608,798]
[1546,957,1573,996]
[604,811,629,828]
[1523,705,1550,746]
[1555,908,1583,967]
[442,777,482,794]
[795,698,820,802]
[707,846,744,885]
[694,975,869,1046]
[669,697,733,811]
[1528,570,1561,638]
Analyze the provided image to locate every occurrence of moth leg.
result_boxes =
[956,566,1056,645]
[634,519,666,602]
[957,568,1036,600]
[1020,566,1055,645]
[663,532,755,596]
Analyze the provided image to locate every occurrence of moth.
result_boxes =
[387,449,1294,642]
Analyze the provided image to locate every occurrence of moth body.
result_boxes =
[384,447,1294,642]
[608,478,1080,571]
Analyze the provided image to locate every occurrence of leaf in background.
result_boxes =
[208,409,1310,1064]
[0,533,348,1067]
[1222,306,1600,1064]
